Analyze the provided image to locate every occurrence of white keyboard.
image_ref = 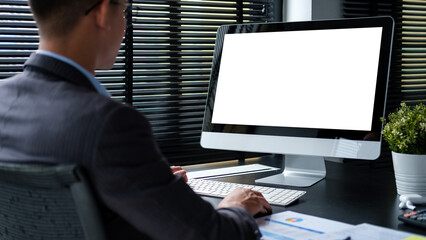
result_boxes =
[188,178,306,207]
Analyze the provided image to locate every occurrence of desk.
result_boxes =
[184,157,426,236]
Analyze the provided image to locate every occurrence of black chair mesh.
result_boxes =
[0,164,85,240]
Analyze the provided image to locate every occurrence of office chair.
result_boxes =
[0,162,107,240]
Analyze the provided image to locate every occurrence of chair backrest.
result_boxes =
[0,162,106,240]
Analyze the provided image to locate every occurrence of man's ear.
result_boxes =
[95,0,111,31]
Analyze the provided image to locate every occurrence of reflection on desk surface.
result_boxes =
[187,163,279,179]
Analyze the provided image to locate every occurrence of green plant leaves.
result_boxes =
[381,103,426,154]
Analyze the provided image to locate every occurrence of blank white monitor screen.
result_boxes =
[212,27,382,132]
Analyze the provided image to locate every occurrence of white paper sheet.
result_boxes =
[309,223,424,240]
[256,211,353,240]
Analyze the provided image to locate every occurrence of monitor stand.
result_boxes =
[255,155,326,187]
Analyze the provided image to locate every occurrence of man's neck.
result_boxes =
[38,36,97,75]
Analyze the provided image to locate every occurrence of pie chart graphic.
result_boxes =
[285,217,303,223]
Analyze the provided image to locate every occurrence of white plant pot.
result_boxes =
[392,151,426,196]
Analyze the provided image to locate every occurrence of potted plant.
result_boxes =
[382,103,426,195]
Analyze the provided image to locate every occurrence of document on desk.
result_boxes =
[309,223,425,240]
[256,211,352,240]
[256,211,426,240]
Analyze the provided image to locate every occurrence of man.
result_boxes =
[0,0,271,239]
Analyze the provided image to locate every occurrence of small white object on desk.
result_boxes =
[399,194,426,210]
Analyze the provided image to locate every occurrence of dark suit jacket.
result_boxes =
[0,53,261,240]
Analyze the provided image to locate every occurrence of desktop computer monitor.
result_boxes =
[201,17,394,187]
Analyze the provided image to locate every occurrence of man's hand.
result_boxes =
[170,166,188,182]
[218,187,272,216]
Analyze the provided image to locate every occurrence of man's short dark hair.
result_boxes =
[29,0,100,37]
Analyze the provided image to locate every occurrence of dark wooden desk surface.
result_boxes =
[184,157,426,236]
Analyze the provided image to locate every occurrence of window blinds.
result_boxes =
[0,0,36,80]
[0,0,278,164]
[400,0,426,104]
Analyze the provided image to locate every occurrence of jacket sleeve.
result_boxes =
[88,105,262,240]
